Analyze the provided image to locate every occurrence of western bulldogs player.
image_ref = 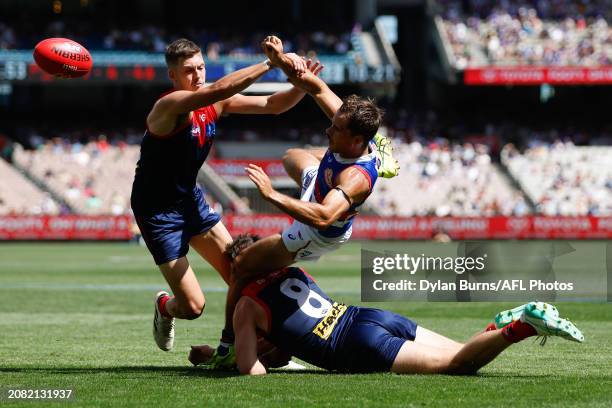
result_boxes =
[207,36,395,366]
[190,235,584,375]
[131,37,319,352]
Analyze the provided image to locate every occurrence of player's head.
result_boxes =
[225,234,261,261]
[326,95,384,157]
[165,39,205,91]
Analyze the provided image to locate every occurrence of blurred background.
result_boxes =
[0,0,610,241]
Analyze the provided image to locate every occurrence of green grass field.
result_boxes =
[0,242,610,407]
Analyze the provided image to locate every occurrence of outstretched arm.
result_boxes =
[234,297,267,375]
[219,58,325,115]
[262,36,342,120]
[147,60,274,136]
[246,164,370,229]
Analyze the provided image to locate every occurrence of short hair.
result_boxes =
[165,38,201,67]
[225,234,261,261]
[338,95,384,141]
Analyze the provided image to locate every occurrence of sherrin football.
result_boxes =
[33,38,93,78]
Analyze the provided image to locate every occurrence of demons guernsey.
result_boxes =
[241,266,360,371]
[131,100,217,215]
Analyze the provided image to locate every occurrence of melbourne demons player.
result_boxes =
[130,37,319,352]
[207,36,395,367]
[192,235,584,375]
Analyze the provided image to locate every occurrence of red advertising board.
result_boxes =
[0,215,610,240]
[208,159,287,178]
[464,66,612,85]
[0,215,133,240]
[222,215,612,240]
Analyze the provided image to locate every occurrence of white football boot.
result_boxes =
[153,291,175,351]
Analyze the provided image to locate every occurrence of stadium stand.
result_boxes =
[4,123,610,218]
[0,22,354,56]
[368,140,531,217]
[438,0,612,68]
[0,156,60,215]
[502,142,612,215]
[12,140,138,215]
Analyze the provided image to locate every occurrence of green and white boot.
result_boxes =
[494,301,559,329]
[521,302,585,343]
[204,345,237,370]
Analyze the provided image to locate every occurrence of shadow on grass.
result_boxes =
[0,366,579,379]
[0,366,236,378]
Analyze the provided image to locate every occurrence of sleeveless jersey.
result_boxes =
[311,146,379,238]
[131,97,217,214]
[242,266,358,371]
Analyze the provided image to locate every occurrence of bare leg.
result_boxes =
[158,222,232,320]
[233,233,296,277]
[159,257,206,319]
[189,221,233,284]
[282,148,324,187]
[413,326,464,352]
[447,330,511,374]
[391,327,511,375]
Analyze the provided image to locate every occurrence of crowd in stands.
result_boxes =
[0,21,354,57]
[368,140,531,217]
[502,142,611,215]
[1,123,610,217]
[439,0,612,68]
[0,156,60,215]
[12,137,139,215]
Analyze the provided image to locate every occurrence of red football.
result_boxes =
[33,38,93,78]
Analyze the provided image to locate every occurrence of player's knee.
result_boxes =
[181,298,206,320]
[282,149,302,169]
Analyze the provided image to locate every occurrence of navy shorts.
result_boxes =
[336,307,418,372]
[134,189,221,265]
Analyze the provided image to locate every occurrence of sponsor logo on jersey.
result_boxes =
[324,168,334,188]
[312,302,347,340]
[199,113,206,122]
[302,170,316,189]
[299,250,313,258]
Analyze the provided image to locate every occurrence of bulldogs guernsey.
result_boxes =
[131,100,217,214]
[242,267,359,371]
[311,146,378,237]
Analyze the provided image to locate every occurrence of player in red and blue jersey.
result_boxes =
[190,235,584,375]
[130,37,321,352]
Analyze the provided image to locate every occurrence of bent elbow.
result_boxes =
[313,217,333,230]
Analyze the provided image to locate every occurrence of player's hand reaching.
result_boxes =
[262,35,283,65]
[246,163,274,199]
[306,58,324,76]
[284,53,308,76]
[188,344,215,366]
[262,36,308,76]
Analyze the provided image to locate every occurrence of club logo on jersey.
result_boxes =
[199,113,206,122]
[313,302,347,340]
[324,168,334,188]
[191,125,201,137]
